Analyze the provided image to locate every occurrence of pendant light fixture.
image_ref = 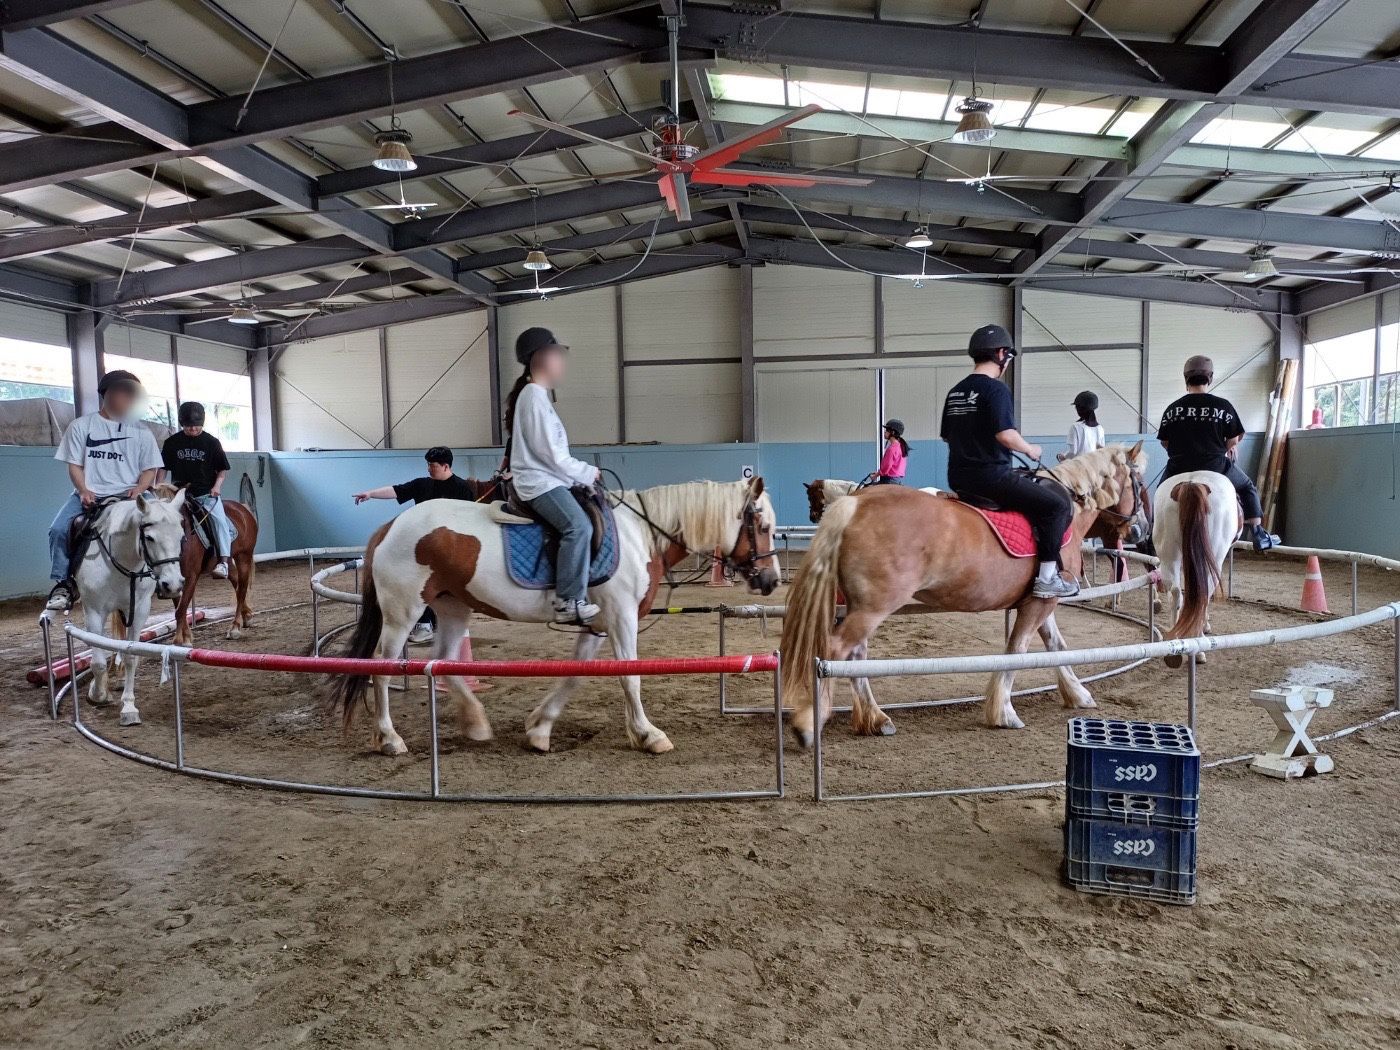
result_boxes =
[227,303,259,325]
[1244,247,1278,280]
[522,186,552,271]
[372,58,417,172]
[905,226,933,250]
[949,24,996,146]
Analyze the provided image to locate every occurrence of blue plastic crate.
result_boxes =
[1066,718,1200,828]
[1064,816,1197,906]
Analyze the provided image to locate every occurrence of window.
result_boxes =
[103,352,177,429]
[1304,326,1376,428]
[177,362,253,451]
[0,336,73,402]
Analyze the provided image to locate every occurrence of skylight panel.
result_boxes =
[709,72,786,106]
[793,80,867,113]
[1191,116,1292,148]
[1274,127,1377,155]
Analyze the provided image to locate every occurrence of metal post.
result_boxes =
[427,673,441,798]
[1186,653,1198,733]
[1004,608,1011,643]
[772,653,785,797]
[172,660,185,770]
[717,613,728,714]
[1147,577,1157,640]
[1393,616,1399,713]
[811,660,824,802]
[1351,560,1359,617]
[311,583,321,655]
[40,616,58,720]
[64,627,81,726]
[1227,548,1234,599]
[354,563,361,622]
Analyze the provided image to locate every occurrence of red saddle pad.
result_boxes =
[961,503,1073,559]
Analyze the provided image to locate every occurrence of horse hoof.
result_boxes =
[1196,652,1207,666]
[792,728,813,750]
[226,627,242,641]
[378,737,408,756]
[524,730,551,753]
[876,721,896,736]
[986,714,1025,730]
[642,733,674,755]
[119,709,141,726]
[463,724,493,742]
[89,693,112,708]
[1164,654,1183,669]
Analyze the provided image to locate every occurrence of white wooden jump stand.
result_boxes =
[1249,686,1335,779]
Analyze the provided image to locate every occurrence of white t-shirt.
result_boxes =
[508,382,596,502]
[55,413,163,496]
[1065,420,1106,459]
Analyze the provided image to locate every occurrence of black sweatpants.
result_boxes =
[953,469,1074,562]
[1167,458,1262,520]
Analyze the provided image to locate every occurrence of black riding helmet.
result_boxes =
[178,401,205,428]
[968,323,1015,363]
[1071,391,1099,413]
[515,326,568,366]
[883,419,905,437]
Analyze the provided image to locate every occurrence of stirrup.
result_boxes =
[45,580,76,611]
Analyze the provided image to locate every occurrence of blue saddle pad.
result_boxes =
[502,497,620,591]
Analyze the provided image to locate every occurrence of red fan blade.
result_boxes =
[690,104,822,170]
[658,171,691,221]
[694,168,873,188]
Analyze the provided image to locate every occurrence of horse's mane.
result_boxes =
[619,479,775,557]
[823,479,859,502]
[1044,445,1143,509]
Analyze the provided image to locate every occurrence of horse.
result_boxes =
[72,490,188,726]
[1152,472,1240,668]
[328,477,779,756]
[153,483,259,645]
[804,478,860,523]
[780,443,1147,744]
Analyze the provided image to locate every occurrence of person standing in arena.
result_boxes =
[873,419,909,484]
[162,401,235,580]
[45,369,164,612]
[1158,355,1278,551]
[352,446,478,642]
[1058,390,1105,461]
[941,323,1079,599]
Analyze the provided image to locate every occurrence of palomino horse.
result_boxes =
[154,484,259,645]
[804,478,860,523]
[1152,471,1240,668]
[781,444,1147,744]
[329,477,779,756]
[73,491,187,726]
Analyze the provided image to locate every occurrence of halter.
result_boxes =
[92,506,183,627]
[721,494,778,583]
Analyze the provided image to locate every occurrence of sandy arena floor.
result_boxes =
[2,551,1398,1049]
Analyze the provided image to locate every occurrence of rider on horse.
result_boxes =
[1159,355,1279,552]
[940,323,1080,600]
[45,369,163,612]
[162,401,236,580]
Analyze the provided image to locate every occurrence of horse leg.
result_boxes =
[174,566,198,646]
[983,605,1044,729]
[117,594,151,727]
[84,605,113,707]
[1038,611,1095,710]
[430,609,492,742]
[369,610,415,756]
[606,608,672,754]
[838,611,896,737]
[234,554,255,632]
[524,631,606,753]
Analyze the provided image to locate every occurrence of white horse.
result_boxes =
[1152,472,1240,668]
[329,477,779,756]
[75,491,188,724]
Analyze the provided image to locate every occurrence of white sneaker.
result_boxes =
[212,561,230,579]
[408,622,434,645]
[45,581,76,612]
[1032,573,1080,599]
[552,598,600,625]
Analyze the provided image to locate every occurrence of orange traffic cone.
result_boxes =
[706,546,732,588]
[1300,555,1329,614]
[457,629,491,691]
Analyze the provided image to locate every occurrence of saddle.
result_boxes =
[65,497,122,575]
[500,483,620,590]
[181,501,219,570]
[935,488,1073,559]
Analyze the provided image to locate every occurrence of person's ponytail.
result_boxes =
[502,370,531,438]
[897,435,911,457]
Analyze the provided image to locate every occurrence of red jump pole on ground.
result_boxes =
[29,609,207,685]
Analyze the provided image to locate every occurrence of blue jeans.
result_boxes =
[48,491,86,582]
[192,494,236,557]
[527,486,592,603]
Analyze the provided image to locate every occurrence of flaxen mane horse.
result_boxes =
[781,444,1147,744]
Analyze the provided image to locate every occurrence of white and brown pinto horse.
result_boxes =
[1152,471,1240,667]
[781,444,1147,744]
[330,477,779,756]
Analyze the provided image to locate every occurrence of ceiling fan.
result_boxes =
[506,15,872,221]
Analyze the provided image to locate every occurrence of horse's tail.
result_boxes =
[326,521,391,733]
[780,495,857,736]
[1166,481,1220,642]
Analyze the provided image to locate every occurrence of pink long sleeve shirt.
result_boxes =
[879,439,906,479]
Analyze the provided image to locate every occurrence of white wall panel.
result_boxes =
[754,267,874,357]
[1306,297,1375,344]
[385,313,492,448]
[623,267,739,362]
[885,280,1011,355]
[0,300,68,347]
[1148,304,1275,431]
[1020,348,1142,434]
[176,335,247,374]
[107,324,171,363]
[625,362,740,443]
[274,331,382,449]
[881,362,970,439]
[498,289,618,444]
[756,364,877,442]
[1024,290,1142,346]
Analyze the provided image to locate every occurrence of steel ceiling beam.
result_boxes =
[1295,271,1400,316]
[456,212,730,276]
[1059,236,1362,276]
[193,267,430,313]
[493,241,744,296]
[259,293,483,346]
[0,1,146,29]
[746,235,1011,278]
[737,204,1038,252]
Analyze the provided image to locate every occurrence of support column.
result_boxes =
[249,347,276,451]
[1010,287,1024,429]
[1278,312,1305,429]
[615,283,626,443]
[487,306,502,445]
[739,265,756,444]
[67,310,103,416]
[378,327,393,449]
[170,332,181,408]
[1139,300,1151,434]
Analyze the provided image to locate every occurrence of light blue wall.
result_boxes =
[1283,426,1400,558]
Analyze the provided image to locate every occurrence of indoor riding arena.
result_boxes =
[4,2,1400,1047]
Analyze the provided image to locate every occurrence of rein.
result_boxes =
[91,503,182,626]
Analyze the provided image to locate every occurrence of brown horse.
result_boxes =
[157,485,259,645]
[781,443,1147,744]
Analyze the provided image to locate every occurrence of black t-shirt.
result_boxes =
[161,431,230,498]
[1159,392,1244,473]
[392,473,478,505]
[942,373,1016,485]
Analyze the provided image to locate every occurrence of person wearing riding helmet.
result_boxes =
[505,327,602,625]
[1159,354,1278,551]
[162,401,235,580]
[46,369,163,611]
[875,419,909,484]
[1058,391,1105,461]
[941,323,1079,599]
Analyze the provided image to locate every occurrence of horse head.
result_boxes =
[727,476,780,596]
[137,488,188,601]
[804,479,826,524]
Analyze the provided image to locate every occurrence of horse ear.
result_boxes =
[1129,439,1144,459]
[136,492,151,514]
[749,476,765,498]
[170,487,187,510]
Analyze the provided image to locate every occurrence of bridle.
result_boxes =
[92,504,183,626]
[1093,464,1148,535]
[722,495,778,584]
